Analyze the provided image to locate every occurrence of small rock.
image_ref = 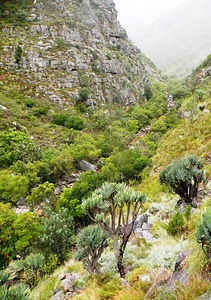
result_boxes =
[50,290,65,300]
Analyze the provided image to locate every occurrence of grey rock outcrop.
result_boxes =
[0,0,160,108]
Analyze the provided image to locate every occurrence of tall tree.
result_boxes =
[159,155,206,205]
[82,182,147,277]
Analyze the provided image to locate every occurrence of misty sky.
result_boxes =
[114,0,184,41]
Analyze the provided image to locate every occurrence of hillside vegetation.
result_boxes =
[1,1,211,299]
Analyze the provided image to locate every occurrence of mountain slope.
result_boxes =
[0,0,159,109]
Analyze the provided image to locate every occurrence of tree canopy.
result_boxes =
[159,155,206,205]
[82,182,147,277]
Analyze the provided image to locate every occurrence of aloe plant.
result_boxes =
[196,210,211,257]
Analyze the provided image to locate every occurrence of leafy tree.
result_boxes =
[58,171,103,225]
[0,204,41,269]
[159,155,206,205]
[13,212,42,253]
[26,181,55,209]
[76,225,108,275]
[70,133,101,162]
[0,203,16,269]
[108,149,150,182]
[0,170,29,204]
[144,84,153,100]
[82,182,147,277]
[38,207,74,263]
[0,130,42,167]
[196,210,211,258]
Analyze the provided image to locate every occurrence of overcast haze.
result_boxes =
[114,0,211,76]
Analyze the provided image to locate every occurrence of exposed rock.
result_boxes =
[50,290,65,300]
[171,251,189,284]
[78,160,97,172]
[0,0,161,108]
[58,272,81,298]
[133,214,153,242]
[0,105,8,111]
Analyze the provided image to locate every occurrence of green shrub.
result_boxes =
[33,107,48,117]
[14,45,22,64]
[26,181,55,209]
[167,212,184,236]
[64,116,84,130]
[78,87,90,102]
[52,113,84,130]
[52,112,68,126]
[25,99,35,108]
[80,74,90,87]
[0,130,43,167]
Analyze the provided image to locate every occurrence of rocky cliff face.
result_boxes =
[0,0,158,106]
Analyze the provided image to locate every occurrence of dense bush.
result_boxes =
[58,171,103,224]
[167,211,185,236]
[78,87,90,101]
[26,181,55,209]
[38,207,75,262]
[0,130,43,167]
[108,149,150,181]
[52,113,84,130]
[0,170,29,204]
[0,203,41,269]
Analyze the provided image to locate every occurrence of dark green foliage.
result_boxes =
[0,130,43,167]
[167,212,184,236]
[14,45,22,64]
[64,115,84,130]
[25,99,35,108]
[76,225,108,275]
[38,207,75,263]
[59,171,103,224]
[159,155,206,204]
[52,113,84,130]
[78,87,90,102]
[196,210,211,258]
[52,112,68,126]
[144,84,153,100]
[33,106,48,117]
[110,149,150,181]
[77,103,87,113]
